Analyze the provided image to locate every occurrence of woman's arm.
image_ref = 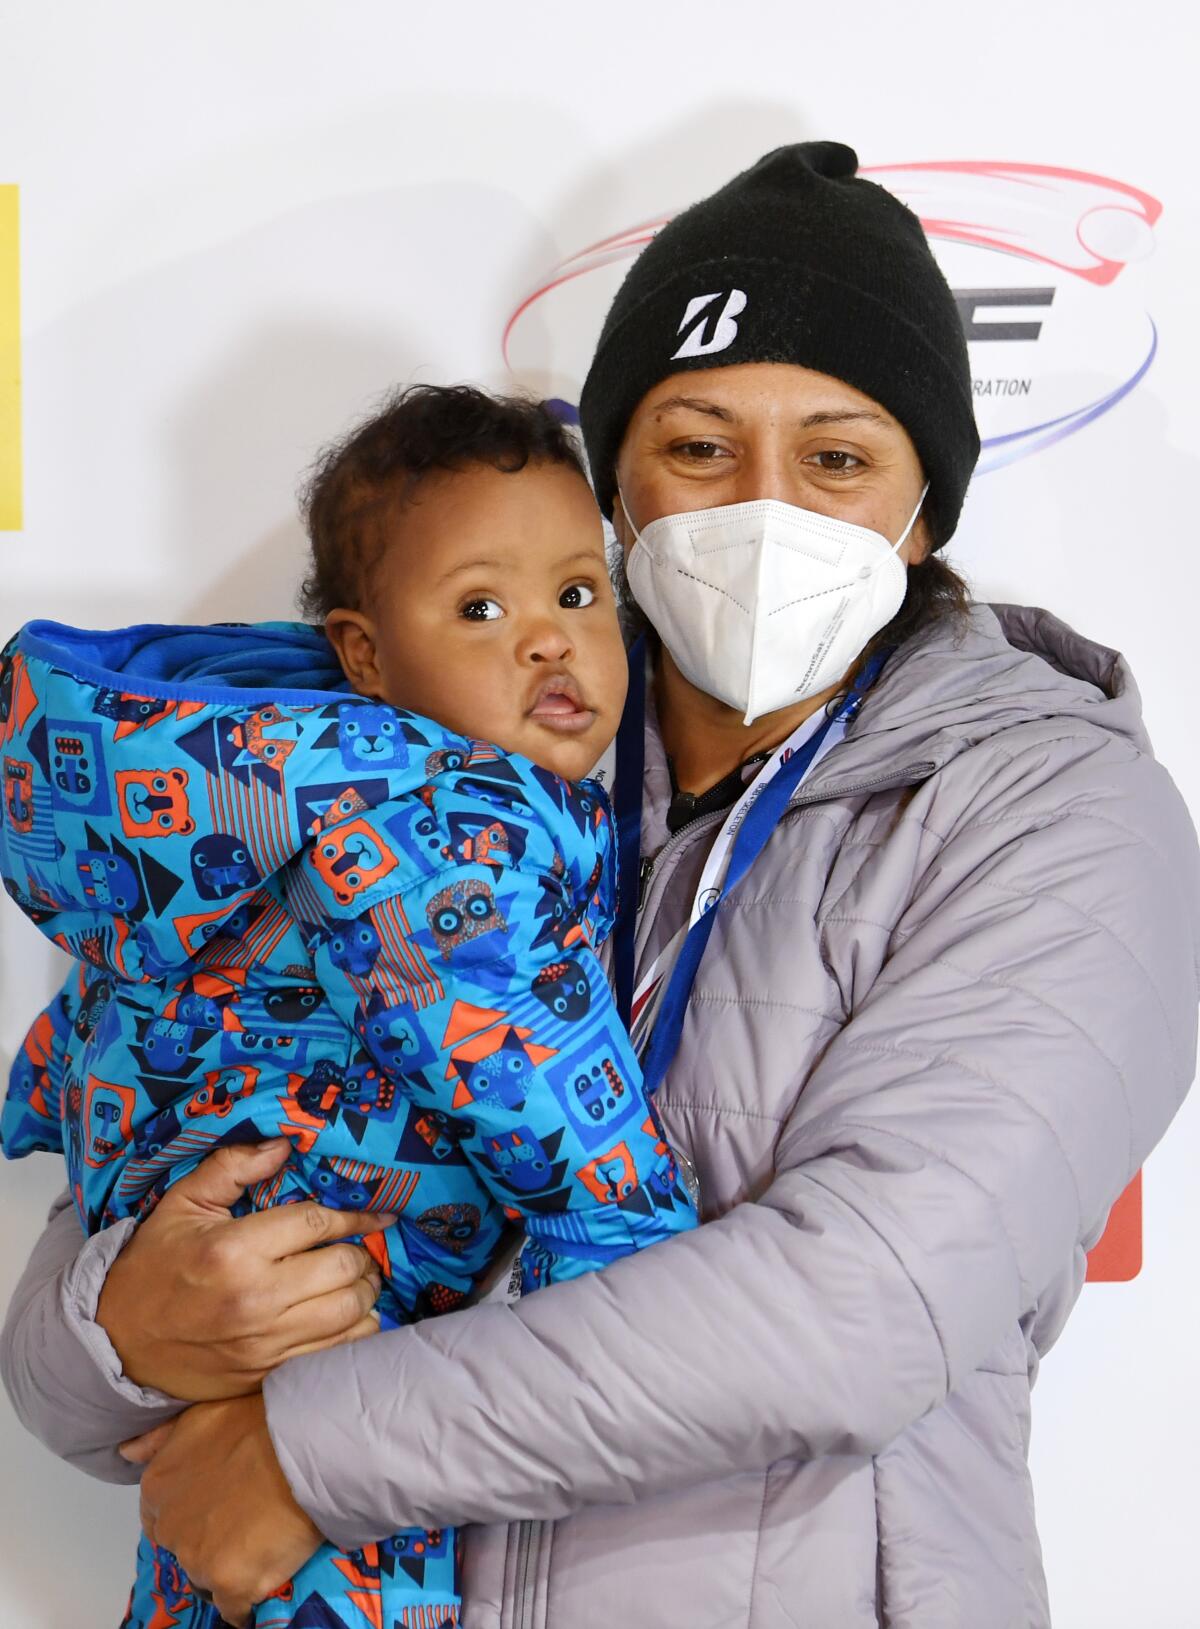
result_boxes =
[259,732,1199,1548]
[0,1140,386,1478]
[0,1190,177,1482]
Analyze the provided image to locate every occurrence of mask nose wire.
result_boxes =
[620,481,929,575]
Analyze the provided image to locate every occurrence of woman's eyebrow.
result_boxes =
[652,396,738,423]
[799,409,890,428]
[651,399,892,429]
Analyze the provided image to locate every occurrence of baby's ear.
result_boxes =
[324,609,384,698]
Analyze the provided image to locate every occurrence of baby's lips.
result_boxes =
[530,690,588,717]
[526,671,588,715]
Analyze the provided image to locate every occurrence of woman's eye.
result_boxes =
[460,598,504,621]
[559,582,596,609]
[808,449,864,473]
[672,439,730,462]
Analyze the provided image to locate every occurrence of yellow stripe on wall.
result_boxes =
[0,186,21,531]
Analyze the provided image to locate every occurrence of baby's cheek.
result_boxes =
[535,732,607,784]
[596,622,631,705]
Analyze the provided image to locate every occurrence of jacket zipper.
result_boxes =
[512,1516,540,1629]
[506,1256,541,1629]
[635,806,725,921]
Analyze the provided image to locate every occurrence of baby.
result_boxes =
[0,385,696,1629]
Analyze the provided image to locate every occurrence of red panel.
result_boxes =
[1086,1170,1143,1282]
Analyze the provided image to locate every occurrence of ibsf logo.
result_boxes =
[502,161,1161,479]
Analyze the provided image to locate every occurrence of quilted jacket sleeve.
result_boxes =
[0,1191,182,1482]
[264,729,1200,1547]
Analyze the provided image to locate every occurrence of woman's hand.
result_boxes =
[97,1139,393,1400]
[131,1394,321,1627]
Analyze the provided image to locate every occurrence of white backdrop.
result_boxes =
[1,3,1197,1624]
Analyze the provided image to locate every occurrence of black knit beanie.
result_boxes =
[579,141,979,547]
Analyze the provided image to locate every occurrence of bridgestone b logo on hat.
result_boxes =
[671,289,748,360]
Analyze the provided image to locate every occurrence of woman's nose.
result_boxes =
[733,440,798,506]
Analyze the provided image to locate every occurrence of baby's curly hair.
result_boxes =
[298,384,589,621]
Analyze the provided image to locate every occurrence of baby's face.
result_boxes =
[326,460,628,781]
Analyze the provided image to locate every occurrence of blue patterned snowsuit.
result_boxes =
[0,619,696,1629]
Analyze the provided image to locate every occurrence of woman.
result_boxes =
[4,141,1198,1629]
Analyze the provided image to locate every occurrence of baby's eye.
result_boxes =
[460,598,504,621]
[559,582,596,610]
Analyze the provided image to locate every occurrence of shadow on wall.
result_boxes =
[21,101,816,634]
[23,172,567,632]
[166,322,409,628]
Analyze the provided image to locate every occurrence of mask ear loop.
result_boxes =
[858,483,930,580]
[614,484,646,551]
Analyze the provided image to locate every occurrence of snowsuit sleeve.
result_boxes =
[289,767,696,1293]
[262,730,1200,1549]
[0,983,184,1481]
[0,974,76,1159]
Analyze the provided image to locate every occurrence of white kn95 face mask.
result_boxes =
[619,485,927,724]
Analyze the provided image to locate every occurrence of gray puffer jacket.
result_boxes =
[4,603,1198,1629]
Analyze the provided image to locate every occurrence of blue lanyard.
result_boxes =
[612,643,889,1094]
[612,637,648,1034]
